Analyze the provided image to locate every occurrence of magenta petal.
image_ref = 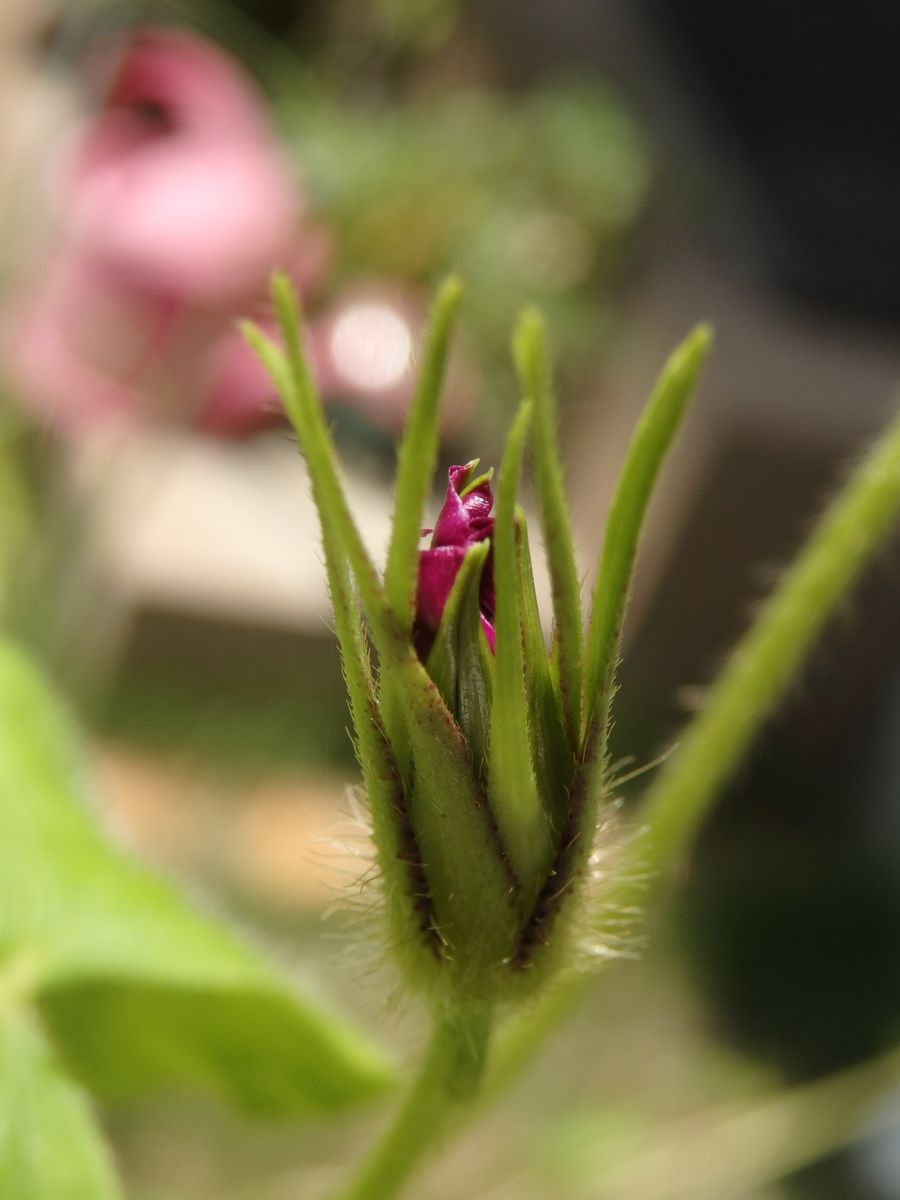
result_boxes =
[415,463,497,660]
[417,545,467,634]
[431,486,470,547]
[432,463,494,548]
[480,615,496,653]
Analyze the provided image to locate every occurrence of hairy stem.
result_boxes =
[334,1005,492,1200]
[638,401,900,869]
[566,1044,900,1199]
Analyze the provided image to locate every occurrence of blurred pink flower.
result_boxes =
[69,28,298,305]
[5,26,326,436]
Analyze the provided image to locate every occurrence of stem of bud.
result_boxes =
[335,1004,492,1200]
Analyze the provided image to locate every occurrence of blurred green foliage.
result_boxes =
[0,638,393,1195]
[284,83,649,426]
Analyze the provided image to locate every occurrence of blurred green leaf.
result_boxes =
[0,639,394,1115]
[0,1001,122,1200]
[281,83,650,437]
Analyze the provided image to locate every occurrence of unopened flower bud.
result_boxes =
[247,274,711,1006]
[415,462,496,656]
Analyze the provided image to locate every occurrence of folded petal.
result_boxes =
[417,545,467,635]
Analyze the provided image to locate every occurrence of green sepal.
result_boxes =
[513,507,573,837]
[384,277,463,634]
[425,540,493,780]
[321,519,439,975]
[381,278,463,782]
[248,278,522,985]
[548,627,561,697]
[533,324,712,953]
[582,324,712,756]
[459,464,494,499]
[514,309,584,751]
[489,402,554,904]
[455,574,496,788]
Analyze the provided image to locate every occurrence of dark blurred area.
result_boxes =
[1,1,899,1197]
[641,0,900,315]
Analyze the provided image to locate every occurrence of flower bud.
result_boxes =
[415,462,496,656]
[246,274,711,1006]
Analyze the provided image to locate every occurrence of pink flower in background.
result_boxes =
[5,26,327,436]
[70,30,297,303]
[416,462,496,654]
[3,24,473,441]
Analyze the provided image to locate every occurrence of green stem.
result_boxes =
[574,1045,900,1200]
[334,1005,492,1200]
[638,402,900,869]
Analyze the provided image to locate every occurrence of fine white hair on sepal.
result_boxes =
[311,783,422,1019]
[570,796,652,975]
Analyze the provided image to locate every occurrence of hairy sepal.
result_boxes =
[247,280,520,990]
[425,541,493,780]
[514,309,584,750]
[489,402,554,906]
[513,509,573,838]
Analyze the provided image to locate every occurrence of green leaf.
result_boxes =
[514,310,584,749]
[40,982,384,1115]
[489,402,553,901]
[0,998,122,1200]
[385,277,463,633]
[252,277,521,976]
[425,540,493,777]
[0,640,394,1115]
[583,325,712,751]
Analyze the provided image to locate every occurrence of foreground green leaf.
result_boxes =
[0,999,121,1200]
[0,640,393,1115]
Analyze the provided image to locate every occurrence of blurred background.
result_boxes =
[2,1,900,1197]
